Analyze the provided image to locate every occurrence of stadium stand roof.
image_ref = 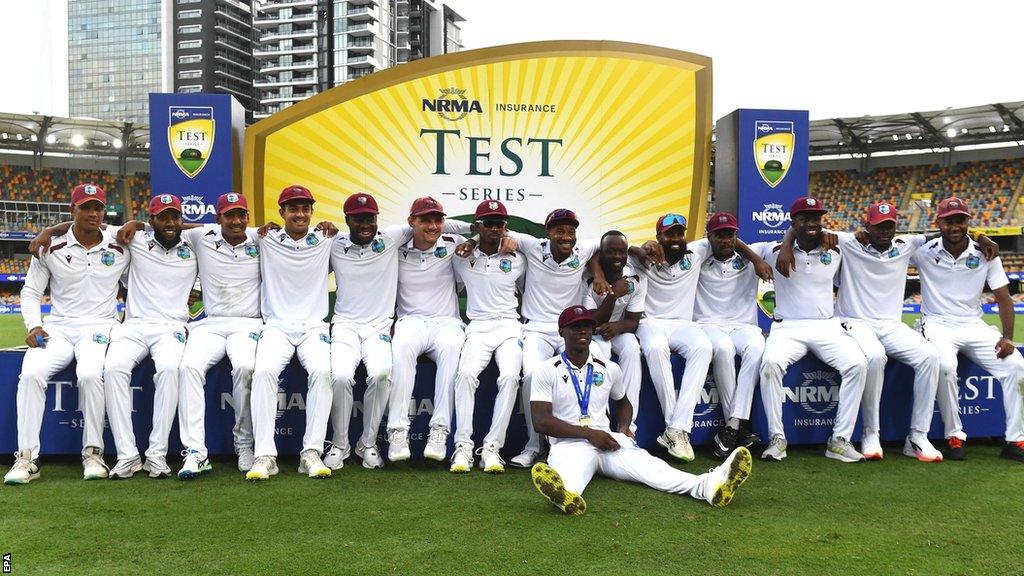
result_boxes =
[809,101,1024,156]
[0,113,150,159]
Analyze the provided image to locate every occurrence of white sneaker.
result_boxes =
[826,436,866,463]
[510,449,539,469]
[355,441,385,469]
[298,449,332,478]
[142,455,172,478]
[237,446,255,473]
[423,426,449,461]
[177,449,212,480]
[246,455,279,481]
[109,456,143,479]
[658,427,694,462]
[761,434,788,461]
[322,442,349,470]
[387,429,411,462]
[702,447,753,507]
[903,433,943,463]
[478,444,505,474]
[4,450,39,485]
[861,432,884,460]
[82,446,108,480]
[449,443,474,473]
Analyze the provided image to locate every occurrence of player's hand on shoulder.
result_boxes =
[315,220,339,237]
[775,242,795,278]
[821,231,840,252]
[609,276,630,298]
[28,231,52,259]
[586,429,620,451]
[498,234,518,254]
[116,220,144,246]
[853,229,869,246]
[640,240,665,268]
[977,234,999,260]
[455,238,477,258]
[753,258,774,282]
[996,337,1015,359]
[25,326,48,348]
[257,221,281,237]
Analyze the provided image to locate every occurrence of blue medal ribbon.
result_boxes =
[561,352,593,418]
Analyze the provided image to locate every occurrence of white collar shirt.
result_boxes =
[694,241,771,325]
[759,240,841,320]
[397,233,466,319]
[510,231,600,323]
[453,246,526,321]
[582,265,647,322]
[631,238,710,321]
[912,238,1009,320]
[183,226,262,319]
[529,352,624,445]
[258,228,334,325]
[124,228,198,323]
[834,232,927,322]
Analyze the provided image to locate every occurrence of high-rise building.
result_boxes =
[254,0,464,120]
[172,0,257,120]
[68,0,173,122]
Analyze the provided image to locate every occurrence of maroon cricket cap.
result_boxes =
[706,212,739,233]
[277,185,315,206]
[936,196,972,219]
[558,305,595,329]
[217,192,248,215]
[866,201,898,225]
[344,193,379,216]
[409,196,445,217]
[790,196,827,215]
[545,208,579,229]
[71,183,107,207]
[656,213,688,234]
[149,193,182,215]
[475,200,508,220]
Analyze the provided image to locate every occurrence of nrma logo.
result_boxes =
[785,370,839,414]
[752,203,791,229]
[693,375,721,418]
[422,87,482,122]
[181,194,215,223]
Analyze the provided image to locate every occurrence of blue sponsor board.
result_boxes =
[901,303,1024,314]
[0,231,35,240]
[1,349,1011,456]
[149,93,245,224]
[1,274,26,282]
[0,304,124,315]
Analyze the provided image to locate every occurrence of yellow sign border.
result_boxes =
[243,40,713,238]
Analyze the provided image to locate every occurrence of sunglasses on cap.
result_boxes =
[660,214,687,228]
[479,218,507,228]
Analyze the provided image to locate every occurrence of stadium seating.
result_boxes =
[810,166,915,231]
[0,165,151,226]
[914,159,1024,227]
[0,258,28,274]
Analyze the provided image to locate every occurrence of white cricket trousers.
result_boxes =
[548,433,708,501]
[387,316,465,434]
[759,318,867,440]
[636,318,713,431]
[250,322,333,458]
[453,318,523,448]
[178,317,262,460]
[17,321,113,459]
[330,317,393,453]
[104,319,187,461]
[520,322,564,454]
[843,318,940,436]
[591,332,642,429]
[921,316,1024,442]
[699,322,766,422]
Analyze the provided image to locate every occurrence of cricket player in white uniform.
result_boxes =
[176,193,262,478]
[386,197,470,464]
[695,212,770,460]
[761,196,868,463]
[99,194,198,479]
[449,200,525,474]
[247,185,335,480]
[528,305,753,515]
[5,184,128,485]
[913,196,1024,463]
[582,231,646,432]
[503,208,601,468]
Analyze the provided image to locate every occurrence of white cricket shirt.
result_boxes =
[259,228,333,325]
[530,353,624,445]
[453,247,526,321]
[581,264,647,322]
[510,231,600,323]
[21,226,130,330]
[396,233,466,318]
[183,226,262,319]
[694,241,772,325]
[834,232,927,322]
[758,241,841,320]
[913,238,1009,320]
[631,239,710,321]
[123,228,199,323]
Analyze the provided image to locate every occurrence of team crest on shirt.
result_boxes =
[966,255,980,269]
[319,333,332,344]
[592,372,605,387]
[379,333,392,343]
[371,238,386,253]
[680,255,692,271]
[245,244,259,258]
[249,331,262,341]
[173,331,186,343]
[177,246,192,260]
[306,234,319,246]
[568,255,580,269]
[434,246,448,258]
[732,258,746,270]
[499,258,512,273]
[626,279,635,294]
[820,252,832,265]
[91,333,109,345]
[887,247,900,258]
[100,251,115,266]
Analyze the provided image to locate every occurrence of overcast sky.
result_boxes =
[0,0,1020,120]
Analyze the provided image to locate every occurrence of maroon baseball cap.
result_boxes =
[656,213,688,234]
[410,196,445,217]
[344,193,379,216]
[149,193,182,215]
[277,185,315,206]
[558,305,595,329]
[866,201,898,225]
[706,212,739,233]
[71,183,106,207]
[936,196,972,219]
[790,196,827,215]
[545,208,579,229]
[475,200,508,220]
[217,192,248,215]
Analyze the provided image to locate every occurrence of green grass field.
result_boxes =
[1,445,1022,575]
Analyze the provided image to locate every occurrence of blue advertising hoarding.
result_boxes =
[149,93,245,224]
